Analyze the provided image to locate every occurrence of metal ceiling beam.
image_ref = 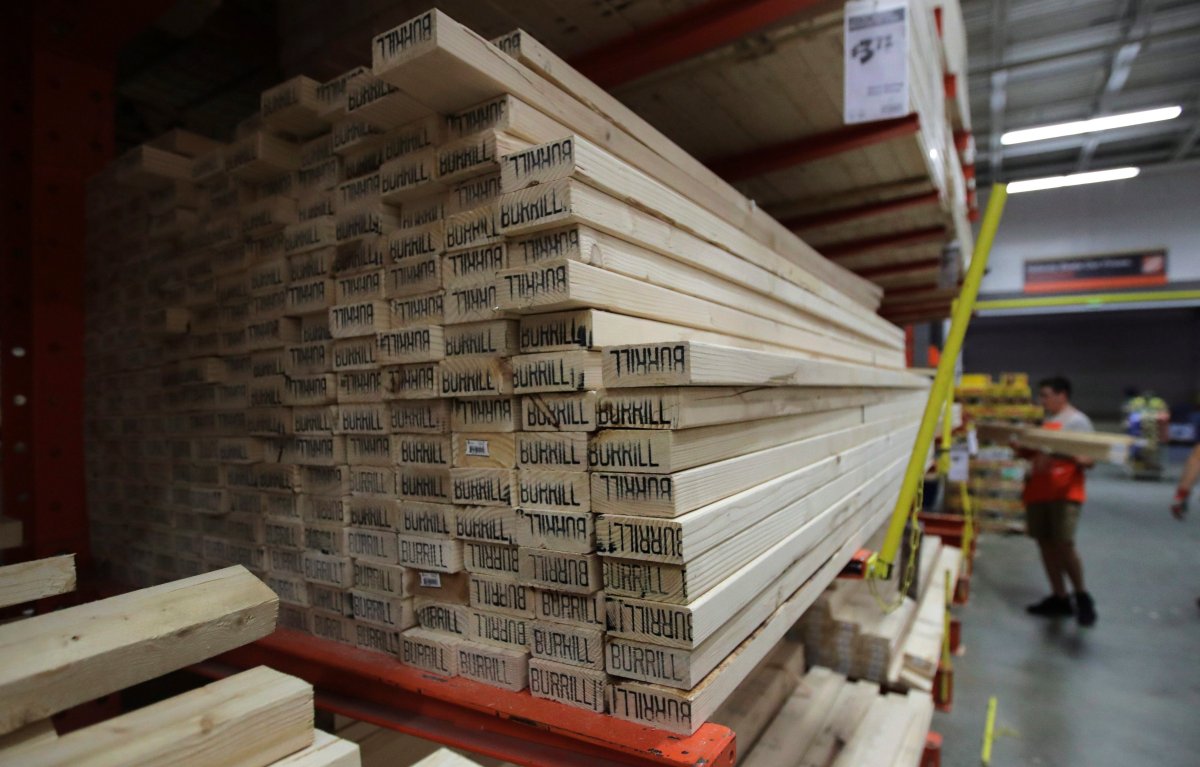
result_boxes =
[1077,0,1157,171]
[988,0,1008,178]
[1171,119,1200,161]
[966,20,1200,81]
[569,0,827,89]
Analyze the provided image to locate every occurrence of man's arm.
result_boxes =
[1173,444,1200,519]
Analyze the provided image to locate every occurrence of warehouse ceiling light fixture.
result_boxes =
[1000,106,1182,145]
[1007,167,1140,194]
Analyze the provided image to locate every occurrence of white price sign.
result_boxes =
[844,0,910,124]
[948,445,971,482]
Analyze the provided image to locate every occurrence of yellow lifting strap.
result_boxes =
[869,184,1008,582]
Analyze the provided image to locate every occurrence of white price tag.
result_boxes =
[466,439,490,457]
[966,427,979,456]
[419,572,442,588]
[844,0,910,124]
[948,445,971,482]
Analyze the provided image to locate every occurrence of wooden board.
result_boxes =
[527,658,607,714]
[605,488,895,734]
[600,341,924,389]
[588,406,869,476]
[590,414,916,518]
[455,640,529,691]
[595,427,912,565]
[0,556,76,609]
[497,255,885,366]
[6,666,311,767]
[605,461,901,649]
[268,730,361,767]
[0,566,277,735]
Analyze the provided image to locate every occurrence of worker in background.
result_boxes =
[1171,443,1200,519]
[1170,443,1200,609]
[1021,376,1098,627]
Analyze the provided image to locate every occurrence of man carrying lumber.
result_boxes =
[1021,376,1097,626]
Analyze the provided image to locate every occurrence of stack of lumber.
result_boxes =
[955,372,1042,424]
[710,632,807,754]
[81,7,929,735]
[798,535,960,689]
[894,541,962,692]
[945,454,1028,533]
[739,666,934,767]
[611,0,975,317]
[0,560,360,766]
[975,423,1137,465]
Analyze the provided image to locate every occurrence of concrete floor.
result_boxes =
[935,448,1200,766]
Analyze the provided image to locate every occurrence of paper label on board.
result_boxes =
[948,445,970,482]
[466,439,490,457]
[966,427,979,456]
[844,0,910,124]
[419,572,442,588]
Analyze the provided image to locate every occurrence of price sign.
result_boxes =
[949,444,971,482]
[844,0,910,124]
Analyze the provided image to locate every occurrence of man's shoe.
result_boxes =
[1075,592,1097,627]
[1026,595,1073,617]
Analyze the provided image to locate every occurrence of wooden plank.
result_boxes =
[497,256,881,366]
[450,397,519,432]
[451,432,517,469]
[604,458,902,686]
[587,400,921,511]
[468,573,532,618]
[605,490,895,734]
[527,658,608,713]
[519,549,602,595]
[531,621,605,670]
[0,566,277,735]
[6,666,311,767]
[976,422,1135,464]
[401,628,461,677]
[267,730,361,767]
[515,432,588,472]
[510,350,604,394]
[500,136,891,337]
[373,16,880,310]
[463,542,520,581]
[506,224,898,355]
[587,406,868,476]
[453,506,518,545]
[521,391,599,432]
[517,470,590,513]
[595,386,897,431]
[604,460,901,649]
[516,308,836,357]
[414,599,470,637]
[467,608,529,651]
[396,536,463,573]
[0,555,76,609]
[595,428,911,565]
[0,720,56,753]
[515,508,594,554]
[455,640,529,691]
[600,341,925,389]
[532,589,605,630]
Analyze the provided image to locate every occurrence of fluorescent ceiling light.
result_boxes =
[1001,105,1182,145]
[1007,167,1139,194]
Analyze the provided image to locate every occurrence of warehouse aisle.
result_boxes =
[936,454,1200,766]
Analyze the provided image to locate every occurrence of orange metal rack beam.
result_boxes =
[196,629,736,767]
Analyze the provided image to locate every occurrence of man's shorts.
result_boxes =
[1026,501,1082,542]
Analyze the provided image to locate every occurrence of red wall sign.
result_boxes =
[1023,250,1167,293]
